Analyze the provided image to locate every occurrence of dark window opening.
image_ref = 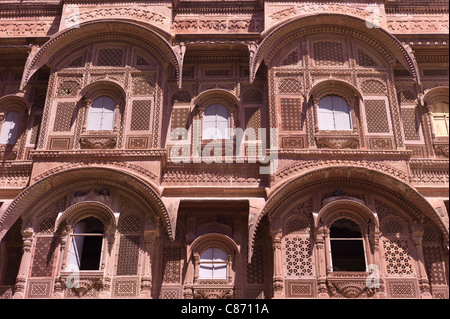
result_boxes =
[69,217,104,271]
[330,218,366,272]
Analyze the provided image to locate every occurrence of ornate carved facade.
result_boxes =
[0,0,448,299]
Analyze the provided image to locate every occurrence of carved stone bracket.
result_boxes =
[80,135,117,149]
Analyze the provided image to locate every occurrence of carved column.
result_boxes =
[140,230,156,298]
[314,225,329,298]
[271,228,284,298]
[369,230,387,298]
[411,221,432,299]
[12,227,34,299]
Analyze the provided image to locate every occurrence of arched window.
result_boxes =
[0,111,19,144]
[202,104,230,140]
[87,96,115,131]
[329,218,366,271]
[199,247,228,279]
[318,95,352,130]
[432,101,449,136]
[68,217,104,271]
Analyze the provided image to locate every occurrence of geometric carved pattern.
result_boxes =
[284,237,313,277]
[361,80,386,94]
[49,138,71,150]
[369,138,392,150]
[397,89,416,103]
[282,136,304,149]
[278,78,302,94]
[364,100,390,133]
[128,137,148,149]
[116,235,140,276]
[38,217,56,234]
[280,98,302,131]
[383,239,414,275]
[358,49,378,67]
[119,214,142,233]
[286,280,316,298]
[243,89,263,104]
[381,218,405,235]
[26,279,52,299]
[130,100,151,131]
[97,49,123,66]
[423,246,447,285]
[162,246,181,283]
[58,80,80,97]
[247,244,265,284]
[245,107,261,139]
[53,102,76,131]
[313,42,344,66]
[171,108,190,137]
[402,108,421,140]
[281,49,300,66]
[132,79,154,96]
[387,280,419,298]
[31,237,56,277]
[160,286,182,299]
[112,278,139,298]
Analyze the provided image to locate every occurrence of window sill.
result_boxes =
[80,133,117,149]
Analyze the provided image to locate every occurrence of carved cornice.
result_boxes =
[29,149,166,160]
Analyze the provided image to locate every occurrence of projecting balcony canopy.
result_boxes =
[20,19,183,90]
[250,13,421,85]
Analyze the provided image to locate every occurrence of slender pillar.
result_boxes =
[12,227,34,299]
[315,225,329,298]
[271,229,284,298]
[411,221,432,298]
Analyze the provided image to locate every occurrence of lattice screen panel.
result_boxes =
[401,108,421,140]
[382,239,414,275]
[97,49,123,66]
[162,246,181,284]
[364,100,390,133]
[280,98,302,131]
[284,236,313,278]
[53,102,76,132]
[116,235,141,276]
[130,100,151,131]
[31,237,56,277]
[313,42,345,66]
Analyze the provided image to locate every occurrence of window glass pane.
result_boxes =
[330,218,362,238]
[434,117,448,136]
[213,264,227,279]
[68,236,84,271]
[332,96,352,130]
[213,248,227,262]
[200,248,214,262]
[199,264,213,279]
[0,111,19,144]
[79,236,103,270]
[330,240,366,271]
[202,104,230,139]
[87,96,115,130]
[318,96,335,130]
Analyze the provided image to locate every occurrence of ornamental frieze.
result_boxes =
[173,16,264,33]
[63,7,169,31]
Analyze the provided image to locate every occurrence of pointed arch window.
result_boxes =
[0,111,19,144]
[87,96,115,131]
[329,218,366,271]
[318,95,352,130]
[202,104,230,140]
